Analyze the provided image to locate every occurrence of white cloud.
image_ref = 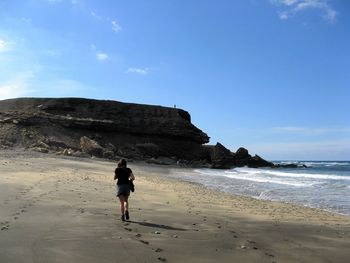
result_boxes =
[270,0,337,22]
[91,11,102,20]
[126,67,150,75]
[0,72,35,100]
[111,20,122,32]
[96,52,109,61]
[0,74,90,100]
[0,38,11,53]
[90,45,109,62]
[278,11,289,19]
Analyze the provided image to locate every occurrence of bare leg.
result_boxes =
[119,196,125,215]
[124,195,129,212]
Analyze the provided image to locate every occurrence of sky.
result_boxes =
[0,0,349,160]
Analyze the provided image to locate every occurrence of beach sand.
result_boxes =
[1,151,349,263]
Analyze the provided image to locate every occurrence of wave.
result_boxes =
[194,169,316,187]
[172,168,350,215]
[276,161,350,167]
[232,167,350,181]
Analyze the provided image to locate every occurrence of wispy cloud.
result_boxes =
[0,72,36,100]
[111,21,122,32]
[270,0,337,22]
[89,12,122,33]
[96,52,109,61]
[90,11,102,20]
[0,38,11,52]
[90,44,109,62]
[126,67,150,75]
[0,74,90,100]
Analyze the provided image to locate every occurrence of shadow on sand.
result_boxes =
[128,220,187,231]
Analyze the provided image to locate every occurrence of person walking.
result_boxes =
[114,158,135,221]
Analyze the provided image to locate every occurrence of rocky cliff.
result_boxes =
[0,97,274,168]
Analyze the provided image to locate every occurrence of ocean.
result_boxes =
[167,161,350,216]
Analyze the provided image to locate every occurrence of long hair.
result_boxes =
[118,158,127,168]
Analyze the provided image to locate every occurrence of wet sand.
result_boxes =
[1,151,350,263]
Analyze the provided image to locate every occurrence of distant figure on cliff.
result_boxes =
[114,159,135,221]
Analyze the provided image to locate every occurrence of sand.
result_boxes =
[0,151,349,263]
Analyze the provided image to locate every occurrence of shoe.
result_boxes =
[121,214,125,221]
[125,211,130,220]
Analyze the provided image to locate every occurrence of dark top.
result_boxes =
[114,167,132,185]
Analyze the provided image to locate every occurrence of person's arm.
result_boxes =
[129,172,135,181]
[114,169,118,181]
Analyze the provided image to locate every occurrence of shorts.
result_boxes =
[116,184,131,197]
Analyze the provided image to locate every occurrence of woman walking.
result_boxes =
[114,159,135,221]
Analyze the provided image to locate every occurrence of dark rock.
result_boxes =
[235,147,251,159]
[80,136,103,157]
[273,163,308,168]
[62,148,74,156]
[102,150,115,159]
[247,155,274,168]
[209,143,236,169]
[31,141,50,149]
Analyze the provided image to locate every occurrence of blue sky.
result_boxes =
[0,0,349,160]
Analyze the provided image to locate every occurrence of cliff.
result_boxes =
[0,97,274,168]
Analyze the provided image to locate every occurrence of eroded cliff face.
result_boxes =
[0,98,209,143]
[0,97,274,168]
[0,98,210,161]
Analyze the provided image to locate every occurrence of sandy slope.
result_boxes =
[0,151,349,263]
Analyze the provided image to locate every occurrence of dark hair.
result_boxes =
[118,158,127,168]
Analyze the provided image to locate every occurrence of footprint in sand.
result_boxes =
[140,239,149,245]
[265,252,275,258]
[1,221,10,231]
[157,257,167,262]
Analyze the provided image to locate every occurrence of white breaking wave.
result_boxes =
[194,169,316,187]
[233,167,350,181]
[171,166,350,216]
[302,162,350,166]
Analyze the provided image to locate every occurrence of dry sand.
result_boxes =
[0,151,349,263]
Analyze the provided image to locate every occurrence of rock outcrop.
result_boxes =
[206,144,274,169]
[0,97,276,169]
[80,136,104,157]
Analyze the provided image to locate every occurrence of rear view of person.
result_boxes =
[114,159,135,221]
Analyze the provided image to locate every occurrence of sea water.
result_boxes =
[167,161,350,216]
